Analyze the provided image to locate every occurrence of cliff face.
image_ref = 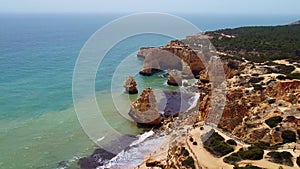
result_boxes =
[196,54,300,145]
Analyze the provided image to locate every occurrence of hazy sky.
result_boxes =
[1,0,300,14]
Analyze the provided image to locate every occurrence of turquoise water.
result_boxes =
[0,13,299,169]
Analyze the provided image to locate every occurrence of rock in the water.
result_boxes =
[128,88,162,127]
[78,148,116,169]
[167,69,182,86]
[123,76,138,94]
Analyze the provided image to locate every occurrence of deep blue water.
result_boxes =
[0,13,299,169]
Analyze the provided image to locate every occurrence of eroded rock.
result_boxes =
[167,69,182,86]
[123,76,138,94]
[128,88,162,127]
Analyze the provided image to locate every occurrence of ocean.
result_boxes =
[0,13,299,169]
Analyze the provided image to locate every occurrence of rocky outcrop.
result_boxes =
[138,40,206,77]
[266,80,300,97]
[123,76,138,94]
[128,88,162,127]
[199,70,209,83]
[223,59,241,79]
[167,69,182,86]
[78,148,116,169]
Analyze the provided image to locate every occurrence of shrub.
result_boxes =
[234,165,262,169]
[274,64,295,75]
[227,139,237,146]
[251,73,260,77]
[254,141,279,150]
[238,147,264,160]
[265,116,283,128]
[204,132,234,157]
[181,147,189,156]
[224,147,264,164]
[287,73,300,80]
[281,130,296,143]
[254,141,270,150]
[267,151,293,167]
[249,77,264,83]
[224,153,241,164]
[276,75,287,80]
[286,116,296,121]
[252,84,263,90]
[268,98,276,104]
[182,156,195,169]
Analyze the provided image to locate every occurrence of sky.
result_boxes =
[1,0,300,14]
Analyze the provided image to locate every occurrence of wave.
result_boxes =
[99,130,164,169]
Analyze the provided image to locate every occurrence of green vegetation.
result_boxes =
[182,156,195,169]
[287,73,300,80]
[234,165,262,169]
[203,132,234,157]
[226,139,237,146]
[208,25,300,63]
[273,64,295,75]
[267,99,276,104]
[254,141,279,150]
[265,116,283,128]
[252,84,263,90]
[267,151,294,167]
[249,77,264,84]
[281,130,296,143]
[224,147,264,164]
[181,147,190,156]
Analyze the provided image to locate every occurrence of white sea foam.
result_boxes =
[99,130,165,169]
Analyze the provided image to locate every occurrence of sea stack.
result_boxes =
[167,69,182,86]
[128,88,162,127]
[123,76,138,94]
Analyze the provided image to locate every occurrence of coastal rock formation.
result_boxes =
[167,69,182,86]
[182,61,194,78]
[78,148,116,169]
[128,88,162,127]
[123,76,138,94]
[199,70,209,83]
[138,40,206,77]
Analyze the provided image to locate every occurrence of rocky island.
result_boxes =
[80,22,300,169]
